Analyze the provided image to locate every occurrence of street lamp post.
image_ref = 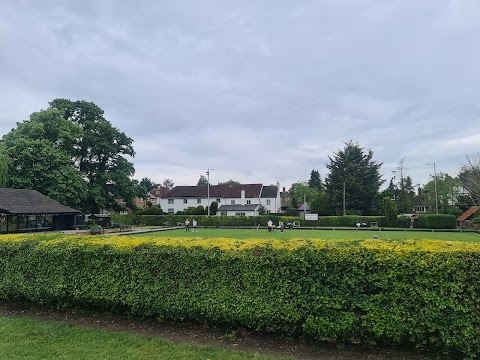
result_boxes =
[427,163,439,214]
[206,168,214,216]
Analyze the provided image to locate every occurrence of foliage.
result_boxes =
[217,180,240,185]
[0,101,137,213]
[258,204,267,215]
[417,214,456,229]
[325,141,384,215]
[197,175,208,186]
[423,172,462,214]
[114,213,458,230]
[289,182,331,215]
[388,158,416,213]
[0,147,10,187]
[459,152,480,205]
[162,178,175,189]
[382,197,398,227]
[308,169,322,190]
[187,206,206,215]
[136,206,164,215]
[0,234,479,357]
[1,113,88,208]
[209,201,218,215]
[49,99,136,213]
[139,177,158,191]
[283,207,298,216]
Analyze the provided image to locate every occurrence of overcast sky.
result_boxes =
[1,1,479,191]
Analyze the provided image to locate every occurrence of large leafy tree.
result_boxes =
[423,172,462,214]
[1,109,87,207]
[324,141,384,215]
[289,181,331,215]
[49,99,136,213]
[1,100,137,213]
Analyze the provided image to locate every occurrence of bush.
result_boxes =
[110,214,462,229]
[136,206,164,215]
[418,214,456,229]
[0,235,479,358]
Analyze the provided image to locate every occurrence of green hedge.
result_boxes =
[418,214,456,229]
[112,214,389,228]
[113,214,456,229]
[0,235,479,357]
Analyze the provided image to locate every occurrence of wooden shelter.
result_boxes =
[0,188,82,233]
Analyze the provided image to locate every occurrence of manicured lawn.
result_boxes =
[135,228,480,242]
[0,317,290,360]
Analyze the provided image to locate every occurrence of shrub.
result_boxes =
[0,235,479,358]
[136,206,164,215]
[383,197,398,227]
[418,214,456,229]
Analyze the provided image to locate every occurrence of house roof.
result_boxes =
[260,185,278,198]
[166,184,264,198]
[149,187,171,198]
[298,202,311,211]
[0,188,81,215]
[217,204,260,212]
[456,206,479,222]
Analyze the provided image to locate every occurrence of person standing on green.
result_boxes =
[278,220,284,232]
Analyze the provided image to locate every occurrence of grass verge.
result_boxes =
[0,316,291,360]
[132,228,480,242]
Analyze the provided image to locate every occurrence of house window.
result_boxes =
[246,200,251,205]
[235,212,246,216]
[216,198,221,203]
[197,199,201,204]
[183,199,188,204]
[220,211,227,216]
[231,200,235,205]
[266,200,271,205]
[266,210,271,214]
[168,208,174,214]
[168,199,174,204]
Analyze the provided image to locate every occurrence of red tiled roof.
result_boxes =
[456,206,479,222]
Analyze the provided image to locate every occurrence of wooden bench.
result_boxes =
[163,221,170,227]
[90,227,103,235]
[119,224,131,232]
[176,222,183,227]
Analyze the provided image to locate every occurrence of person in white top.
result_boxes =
[185,218,190,231]
[192,219,198,232]
[267,219,273,232]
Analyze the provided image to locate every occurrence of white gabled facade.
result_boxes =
[158,183,281,215]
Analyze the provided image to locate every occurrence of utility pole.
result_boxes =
[427,163,439,214]
[206,168,214,216]
[343,182,346,216]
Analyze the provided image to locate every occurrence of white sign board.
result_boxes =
[305,213,318,221]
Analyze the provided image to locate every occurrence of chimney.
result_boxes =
[241,189,245,205]
[282,186,286,192]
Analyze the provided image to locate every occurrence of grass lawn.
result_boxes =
[0,316,290,360]
[134,227,480,242]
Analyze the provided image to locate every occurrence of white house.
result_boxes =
[158,183,281,215]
